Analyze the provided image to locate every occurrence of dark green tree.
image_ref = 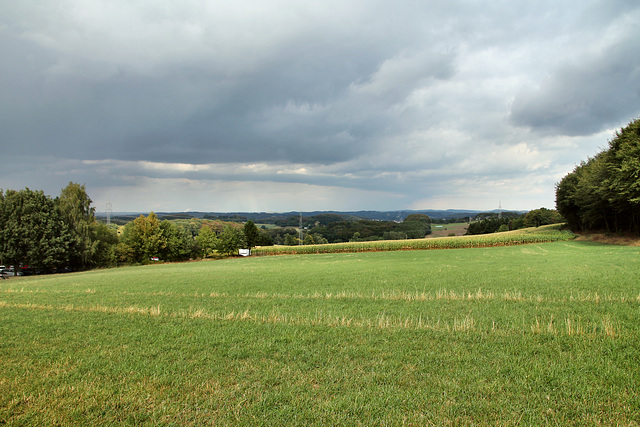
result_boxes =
[556,170,583,230]
[89,222,119,267]
[243,220,260,250]
[0,188,71,270]
[284,234,299,246]
[403,213,431,223]
[311,233,328,244]
[349,232,363,242]
[575,154,613,230]
[398,214,432,238]
[121,212,167,262]
[605,118,640,230]
[523,208,564,228]
[556,117,640,233]
[159,220,196,261]
[256,229,274,246]
[383,231,408,240]
[58,182,96,269]
[196,225,219,258]
[508,217,526,230]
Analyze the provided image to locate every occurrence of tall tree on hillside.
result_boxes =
[217,224,246,256]
[556,117,640,233]
[555,170,583,231]
[403,214,431,223]
[58,182,96,269]
[121,212,167,262]
[523,208,563,228]
[159,220,196,261]
[196,225,218,258]
[605,118,640,229]
[89,222,119,267]
[399,213,432,238]
[0,188,71,270]
[243,220,260,250]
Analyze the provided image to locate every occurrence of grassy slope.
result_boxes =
[1,241,639,425]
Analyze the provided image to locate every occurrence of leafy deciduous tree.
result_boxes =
[58,182,96,269]
[196,225,219,258]
[243,220,260,250]
[159,220,196,261]
[216,224,246,256]
[555,117,640,233]
[523,208,564,228]
[0,188,71,270]
[121,212,166,262]
[284,234,299,246]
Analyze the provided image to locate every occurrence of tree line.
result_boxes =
[268,213,432,244]
[3,177,582,275]
[556,117,640,233]
[465,209,563,235]
[0,183,116,272]
[0,186,434,272]
[0,183,271,271]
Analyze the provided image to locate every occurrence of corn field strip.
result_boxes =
[252,226,575,256]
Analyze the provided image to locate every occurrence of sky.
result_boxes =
[1,0,639,214]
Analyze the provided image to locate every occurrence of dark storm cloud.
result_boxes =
[1,0,639,212]
[0,0,466,166]
[510,3,640,136]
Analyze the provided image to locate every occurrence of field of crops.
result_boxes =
[252,224,575,255]
[1,237,639,425]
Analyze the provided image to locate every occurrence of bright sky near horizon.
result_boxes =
[1,0,639,213]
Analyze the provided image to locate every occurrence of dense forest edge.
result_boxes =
[1,116,638,273]
[556,117,640,233]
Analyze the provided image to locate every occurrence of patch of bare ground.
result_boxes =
[575,232,640,246]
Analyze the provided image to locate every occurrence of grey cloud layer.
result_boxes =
[510,5,640,135]
[1,0,639,211]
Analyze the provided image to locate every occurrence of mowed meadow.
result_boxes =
[1,236,640,425]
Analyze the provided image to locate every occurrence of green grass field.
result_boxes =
[1,240,639,425]
[429,222,469,237]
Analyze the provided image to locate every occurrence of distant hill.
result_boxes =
[98,209,526,224]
